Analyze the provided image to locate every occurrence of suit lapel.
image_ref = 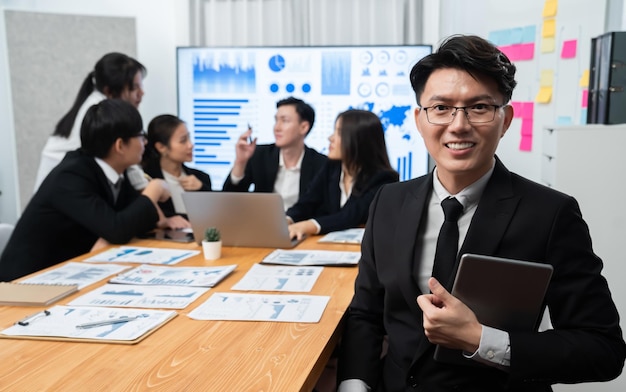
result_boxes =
[299,147,313,194]
[268,146,280,187]
[393,174,433,309]
[458,158,520,259]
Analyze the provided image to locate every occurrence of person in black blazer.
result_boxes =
[0,100,171,282]
[222,97,327,210]
[337,35,625,391]
[142,114,212,221]
[286,109,398,239]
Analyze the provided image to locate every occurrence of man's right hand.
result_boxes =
[231,129,257,178]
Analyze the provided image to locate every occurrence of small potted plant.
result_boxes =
[202,227,222,260]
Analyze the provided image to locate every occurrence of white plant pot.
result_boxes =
[202,240,222,260]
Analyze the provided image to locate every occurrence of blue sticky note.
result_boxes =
[522,25,537,43]
[556,116,573,125]
[510,27,524,44]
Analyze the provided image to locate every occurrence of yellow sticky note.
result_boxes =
[579,69,590,87]
[540,70,554,87]
[541,37,555,53]
[542,18,556,38]
[535,87,553,103]
[543,0,558,17]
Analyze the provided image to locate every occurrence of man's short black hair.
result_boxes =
[410,35,517,105]
[80,99,144,158]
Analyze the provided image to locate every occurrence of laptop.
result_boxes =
[182,192,303,248]
[433,253,553,365]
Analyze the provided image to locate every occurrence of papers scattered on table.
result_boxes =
[109,264,237,287]
[84,246,199,265]
[20,262,130,289]
[231,264,322,292]
[317,228,365,244]
[1,305,177,344]
[69,284,209,309]
[188,293,330,323]
[261,249,360,266]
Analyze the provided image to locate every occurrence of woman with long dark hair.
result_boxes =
[142,114,212,220]
[286,109,399,239]
[34,52,146,190]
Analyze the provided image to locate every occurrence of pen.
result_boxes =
[16,310,51,326]
[247,123,253,144]
[76,315,140,329]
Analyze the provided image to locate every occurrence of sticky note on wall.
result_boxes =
[536,87,553,103]
[561,39,577,58]
[542,18,556,37]
[543,0,558,17]
[540,70,554,87]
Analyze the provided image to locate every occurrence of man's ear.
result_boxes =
[112,137,125,155]
[299,120,310,136]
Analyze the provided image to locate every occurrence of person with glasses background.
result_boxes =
[337,35,625,391]
[0,100,172,282]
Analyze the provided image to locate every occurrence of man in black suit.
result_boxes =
[0,100,171,281]
[337,35,625,391]
[222,96,327,210]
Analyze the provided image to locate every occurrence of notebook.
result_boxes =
[433,253,553,365]
[0,282,79,306]
[182,192,303,248]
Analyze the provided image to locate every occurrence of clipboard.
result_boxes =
[433,253,553,365]
[0,305,177,345]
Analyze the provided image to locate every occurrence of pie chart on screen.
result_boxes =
[269,54,285,72]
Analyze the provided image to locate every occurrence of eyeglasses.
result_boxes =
[135,130,148,139]
[422,104,504,125]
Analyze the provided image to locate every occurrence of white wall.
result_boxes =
[0,0,190,223]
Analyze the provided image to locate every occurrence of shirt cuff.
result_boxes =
[463,325,511,367]
[126,164,149,191]
[337,379,371,392]
[310,219,321,234]
[229,172,243,185]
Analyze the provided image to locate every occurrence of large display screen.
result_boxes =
[177,45,432,189]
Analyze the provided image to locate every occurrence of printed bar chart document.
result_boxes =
[20,262,130,289]
[188,293,330,323]
[231,264,323,292]
[261,249,360,266]
[317,228,365,244]
[109,264,237,287]
[84,247,200,265]
[69,284,209,309]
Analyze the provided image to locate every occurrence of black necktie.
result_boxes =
[432,197,464,289]
[111,178,122,202]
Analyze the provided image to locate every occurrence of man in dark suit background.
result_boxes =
[337,35,625,391]
[0,99,171,281]
[222,96,327,210]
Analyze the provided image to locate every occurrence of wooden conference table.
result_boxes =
[0,236,360,391]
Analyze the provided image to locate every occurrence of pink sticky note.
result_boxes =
[521,119,533,136]
[519,43,535,60]
[511,101,523,117]
[500,45,522,61]
[561,39,577,59]
[519,135,533,151]
[581,89,588,108]
[521,102,534,120]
